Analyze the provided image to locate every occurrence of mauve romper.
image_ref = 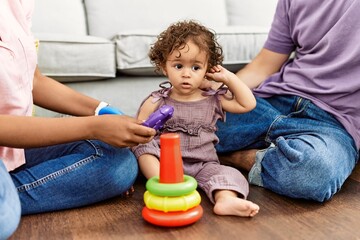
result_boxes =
[133,87,249,203]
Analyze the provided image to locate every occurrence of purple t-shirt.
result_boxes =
[253,0,360,150]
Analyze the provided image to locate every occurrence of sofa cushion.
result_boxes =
[35,34,116,82]
[114,26,268,76]
[226,0,278,29]
[84,0,228,39]
[32,0,87,35]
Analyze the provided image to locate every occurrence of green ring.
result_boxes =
[146,175,197,197]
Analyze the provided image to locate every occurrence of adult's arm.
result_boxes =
[236,48,290,89]
[32,66,100,116]
[0,114,154,148]
[0,67,156,148]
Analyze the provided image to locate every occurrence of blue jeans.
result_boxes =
[0,161,21,240]
[216,95,359,202]
[9,140,138,215]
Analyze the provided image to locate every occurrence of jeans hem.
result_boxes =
[248,145,274,187]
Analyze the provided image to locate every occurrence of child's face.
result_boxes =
[162,40,208,98]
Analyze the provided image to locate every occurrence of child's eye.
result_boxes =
[192,66,201,71]
[174,64,183,69]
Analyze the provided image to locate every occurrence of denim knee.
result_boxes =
[0,203,21,240]
[261,137,354,202]
[1,162,21,239]
[102,147,139,194]
[14,141,139,215]
[284,154,340,202]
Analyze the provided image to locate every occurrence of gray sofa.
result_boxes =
[33,0,277,117]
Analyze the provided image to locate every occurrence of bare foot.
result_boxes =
[213,190,259,217]
[218,149,258,171]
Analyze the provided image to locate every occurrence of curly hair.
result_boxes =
[149,20,223,73]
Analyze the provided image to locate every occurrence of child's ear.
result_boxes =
[161,67,167,76]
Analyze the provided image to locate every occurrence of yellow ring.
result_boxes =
[144,190,201,212]
[146,175,197,197]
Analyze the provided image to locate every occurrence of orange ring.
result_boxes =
[142,205,203,227]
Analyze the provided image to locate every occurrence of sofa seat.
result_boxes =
[36,33,116,82]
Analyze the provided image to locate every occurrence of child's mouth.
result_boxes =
[181,82,191,88]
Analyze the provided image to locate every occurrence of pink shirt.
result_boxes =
[0,0,37,170]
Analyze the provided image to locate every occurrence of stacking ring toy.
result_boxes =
[144,190,201,212]
[142,205,203,227]
[146,175,197,197]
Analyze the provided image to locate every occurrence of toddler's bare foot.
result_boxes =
[213,191,259,217]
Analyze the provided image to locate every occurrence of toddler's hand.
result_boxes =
[205,65,232,85]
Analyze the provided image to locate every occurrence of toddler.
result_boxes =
[133,20,259,217]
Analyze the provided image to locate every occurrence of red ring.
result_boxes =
[142,205,203,227]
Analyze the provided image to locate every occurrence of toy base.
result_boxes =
[142,205,203,227]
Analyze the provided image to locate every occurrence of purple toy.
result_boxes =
[142,105,174,130]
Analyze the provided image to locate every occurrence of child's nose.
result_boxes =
[182,67,191,77]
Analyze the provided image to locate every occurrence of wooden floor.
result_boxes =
[10,165,360,240]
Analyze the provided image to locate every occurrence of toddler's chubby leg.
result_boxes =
[213,190,259,217]
[138,154,160,179]
[191,162,259,217]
